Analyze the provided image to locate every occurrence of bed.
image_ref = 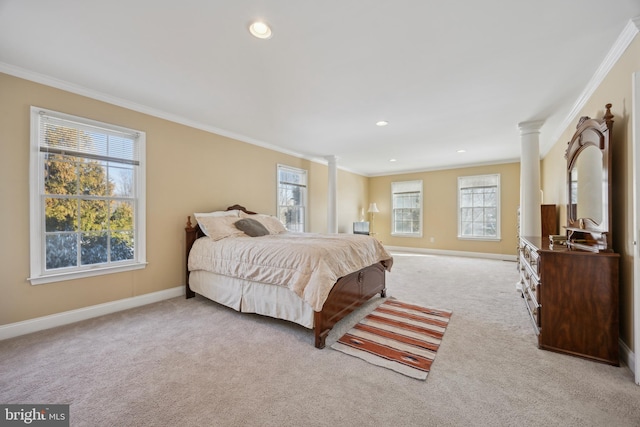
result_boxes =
[185,205,393,348]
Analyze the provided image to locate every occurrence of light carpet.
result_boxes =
[3,253,639,426]
[331,299,452,380]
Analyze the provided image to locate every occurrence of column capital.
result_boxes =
[517,120,545,135]
[324,155,338,163]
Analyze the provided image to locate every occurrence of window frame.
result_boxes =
[29,107,147,285]
[276,164,308,232]
[391,180,423,238]
[457,173,501,241]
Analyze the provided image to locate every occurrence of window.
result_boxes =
[277,165,307,232]
[391,180,423,237]
[458,174,500,240]
[29,107,146,284]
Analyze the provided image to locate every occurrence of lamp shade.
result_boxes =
[367,203,379,213]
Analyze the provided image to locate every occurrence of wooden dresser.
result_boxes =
[518,236,619,365]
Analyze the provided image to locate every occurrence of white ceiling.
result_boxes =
[1,1,640,176]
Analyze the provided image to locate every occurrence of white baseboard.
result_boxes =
[3,282,635,379]
[385,245,517,262]
[620,338,636,375]
[0,286,184,341]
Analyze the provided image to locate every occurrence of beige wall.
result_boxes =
[369,162,520,256]
[541,36,640,350]
[308,165,369,234]
[0,73,368,325]
[337,169,370,234]
[6,33,636,348]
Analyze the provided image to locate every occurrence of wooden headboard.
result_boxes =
[184,204,257,298]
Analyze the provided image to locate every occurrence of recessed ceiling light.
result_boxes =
[376,121,388,127]
[457,149,467,153]
[389,158,397,162]
[249,21,272,39]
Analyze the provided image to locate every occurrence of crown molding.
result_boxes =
[1,62,370,175]
[548,17,640,150]
[366,157,520,178]
[0,62,334,167]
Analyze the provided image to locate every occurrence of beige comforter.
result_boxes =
[188,232,393,311]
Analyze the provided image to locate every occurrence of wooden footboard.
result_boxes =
[313,262,387,349]
[185,205,388,349]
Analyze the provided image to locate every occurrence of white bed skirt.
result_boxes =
[189,270,315,329]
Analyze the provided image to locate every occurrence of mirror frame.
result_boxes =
[564,103,614,251]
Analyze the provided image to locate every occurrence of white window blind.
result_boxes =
[39,114,140,165]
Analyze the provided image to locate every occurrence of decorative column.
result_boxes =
[326,155,338,233]
[518,120,544,237]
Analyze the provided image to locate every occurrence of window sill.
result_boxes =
[391,233,423,238]
[29,262,148,285]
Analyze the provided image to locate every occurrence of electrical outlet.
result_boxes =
[430,237,435,243]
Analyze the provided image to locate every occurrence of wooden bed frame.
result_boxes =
[184,205,388,349]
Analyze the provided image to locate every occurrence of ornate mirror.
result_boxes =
[564,104,613,252]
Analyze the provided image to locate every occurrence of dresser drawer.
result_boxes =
[524,284,540,335]
[520,243,540,278]
[519,238,541,335]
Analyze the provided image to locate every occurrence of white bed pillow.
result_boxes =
[194,209,242,218]
[195,214,245,240]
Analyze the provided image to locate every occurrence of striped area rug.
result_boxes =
[331,299,452,380]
